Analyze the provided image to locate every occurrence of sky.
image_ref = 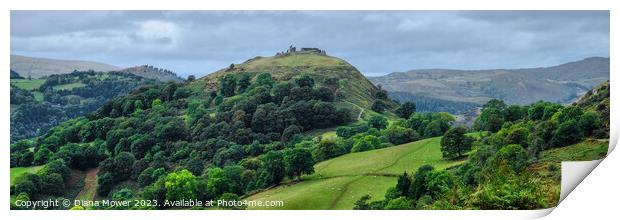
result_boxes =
[11,11,609,77]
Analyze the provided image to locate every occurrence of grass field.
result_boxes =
[10,166,44,186]
[10,79,45,90]
[245,137,466,210]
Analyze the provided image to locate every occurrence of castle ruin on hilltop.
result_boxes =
[275,45,327,56]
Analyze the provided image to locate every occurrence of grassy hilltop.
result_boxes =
[197,52,386,110]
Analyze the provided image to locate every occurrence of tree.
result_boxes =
[130,134,156,159]
[529,120,557,151]
[40,173,64,196]
[382,125,420,145]
[164,169,198,201]
[474,108,504,132]
[112,188,134,202]
[505,127,529,148]
[40,159,71,181]
[14,180,36,196]
[395,102,416,118]
[371,100,387,113]
[553,106,583,124]
[255,73,274,88]
[219,75,237,97]
[440,126,474,159]
[551,119,583,147]
[368,115,388,130]
[205,167,227,198]
[579,111,601,136]
[187,75,196,82]
[113,152,136,182]
[395,172,411,196]
[257,151,285,186]
[222,165,246,195]
[97,172,114,196]
[295,75,315,88]
[237,73,252,93]
[284,148,315,179]
[410,165,435,200]
[492,144,529,173]
[272,82,292,103]
[373,87,388,100]
[138,167,156,187]
[33,147,52,165]
[504,105,526,122]
[281,125,301,143]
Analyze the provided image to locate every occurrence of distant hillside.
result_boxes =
[10,54,120,78]
[121,65,184,82]
[10,70,158,142]
[370,57,610,111]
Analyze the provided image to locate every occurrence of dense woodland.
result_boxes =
[10,70,158,142]
[353,83,609,210]
[10,72,363,209]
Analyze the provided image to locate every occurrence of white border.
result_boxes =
[1,0,617,219]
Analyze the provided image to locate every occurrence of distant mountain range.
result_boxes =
[369,57,609,113]
[10,54,121,78]
[10,54,183,82]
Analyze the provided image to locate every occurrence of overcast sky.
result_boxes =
[11,11,609,77]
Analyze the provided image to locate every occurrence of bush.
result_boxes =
[312,138,347,161]
[382,126,420,145]
[165,169,198,201]
[579,111,601,136]
[384,197,413,210]
[351,135,381,152]
[492,144,529,173]
[551,120,584,147]
[368,115,388,130]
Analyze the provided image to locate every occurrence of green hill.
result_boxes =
[198,52,387,110]
[245,137,466,209]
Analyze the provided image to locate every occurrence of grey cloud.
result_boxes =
[10,11,609,77]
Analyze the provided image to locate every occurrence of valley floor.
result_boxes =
[245,137,466,209]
